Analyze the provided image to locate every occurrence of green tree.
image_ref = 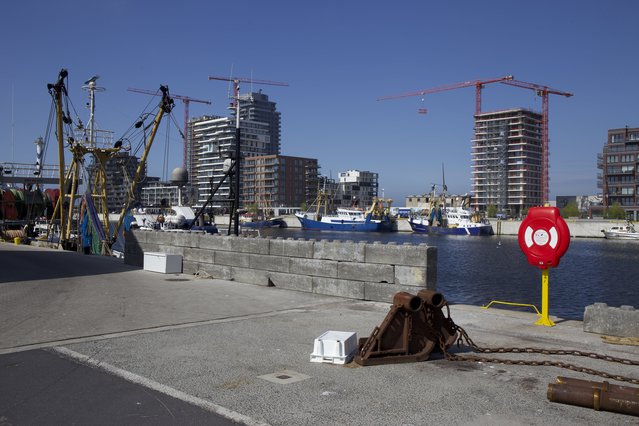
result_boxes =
[560,202,580,218]
[247,203,259,215]
[486,204,497,218]
[300,202,309,212]
[606,202,627,220]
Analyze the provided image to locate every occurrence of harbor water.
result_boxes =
[256,228,639,321]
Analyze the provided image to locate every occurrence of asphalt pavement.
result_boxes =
[1,242,638,425]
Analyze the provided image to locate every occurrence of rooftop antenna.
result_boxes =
[82,75,105,148]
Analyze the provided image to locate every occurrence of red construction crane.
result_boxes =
[127,87,211,169]
[377,75,514,115]
[499,79,573,203]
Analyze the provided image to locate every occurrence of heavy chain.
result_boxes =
[439,318,639,385]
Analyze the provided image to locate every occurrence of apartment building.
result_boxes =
[472,108,543,215]
[598,126,639,218]
[335,170,379,208]
[187,91,285,208]
[237,91,281,156]
[242,155,319,210]
[188,115,275,207]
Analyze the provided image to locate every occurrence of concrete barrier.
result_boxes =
[124,230,437,304]
[495,219,623,238]
[583,303,639,338]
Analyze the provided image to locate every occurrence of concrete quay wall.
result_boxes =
[124,230,437,303]
[496,219,616,238]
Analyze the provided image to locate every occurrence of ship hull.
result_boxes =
[409,219,493,236]
[296,215,395,232]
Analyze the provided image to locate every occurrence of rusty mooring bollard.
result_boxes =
[354,290,457,366]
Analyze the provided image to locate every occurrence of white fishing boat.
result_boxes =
[601,221,639,240]
[409,206,493,236]
[131,205,217,234]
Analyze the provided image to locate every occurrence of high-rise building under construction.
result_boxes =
[472,108,543,215]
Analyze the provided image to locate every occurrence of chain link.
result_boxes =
[438,314,639,385]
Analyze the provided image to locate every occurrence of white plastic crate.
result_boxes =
[310,330,358,364]
[143,252,182,274]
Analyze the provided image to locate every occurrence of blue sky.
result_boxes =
[1,1,638,203]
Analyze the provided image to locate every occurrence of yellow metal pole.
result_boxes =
[54,79,67,246]
[535,268,555,327]
[113,106,166,239]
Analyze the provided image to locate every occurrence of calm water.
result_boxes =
[257,228,639,320]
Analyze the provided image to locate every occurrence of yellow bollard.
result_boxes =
[14,237,22,245]
[535,268,555,327]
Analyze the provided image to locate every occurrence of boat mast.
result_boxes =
[82,75,103,148]
[49,69,68,247]
[112,86,174,240]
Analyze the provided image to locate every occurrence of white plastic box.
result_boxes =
[143,252,182,274]
[310,330,358,364]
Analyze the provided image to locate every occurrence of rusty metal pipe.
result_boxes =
[547,383,639,417]
[556,376,639,397]
[393,292,423,311]
[417,289,445,309]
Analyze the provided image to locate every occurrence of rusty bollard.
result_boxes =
[354,290,457,366]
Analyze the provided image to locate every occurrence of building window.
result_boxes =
[611,134,624,143]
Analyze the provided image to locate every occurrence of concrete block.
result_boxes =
[313,277,365,299]
[268,272,313,292]
[214,250,250,267]
[182,260,199,275]
[364,282,437,303]
[198,264,232,280]
[232,266,270,286]
[130,229,147,244]
[146,231,173,247]
[163,245,185,257]
[583,303,639,338]
[290,258,338,278]
[269,238,314,258]
[168,231,200,248]
[394,266,429,287]
[139,243,161,254]
[182,248,213,264]
[338,262,394,283]
[228,236,270,254]
[249,254,290,272]
[365,243,434,267]
[313,240,365,262]
[198,234,233,251]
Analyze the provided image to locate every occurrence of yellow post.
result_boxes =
[535,268,555,327]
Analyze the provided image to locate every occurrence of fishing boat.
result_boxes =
[601,221,639,240]
[408,166,493,236]
[240,215,286,228]
[131,205,217,234]
[409,206,493,236]
[296,197,397,232]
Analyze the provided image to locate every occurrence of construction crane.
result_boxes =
[207,75,289,236]
[127,87,211,169]
[499,79,573,203]
[377,75,514,115]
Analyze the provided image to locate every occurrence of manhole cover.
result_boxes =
[258,370,310,385]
